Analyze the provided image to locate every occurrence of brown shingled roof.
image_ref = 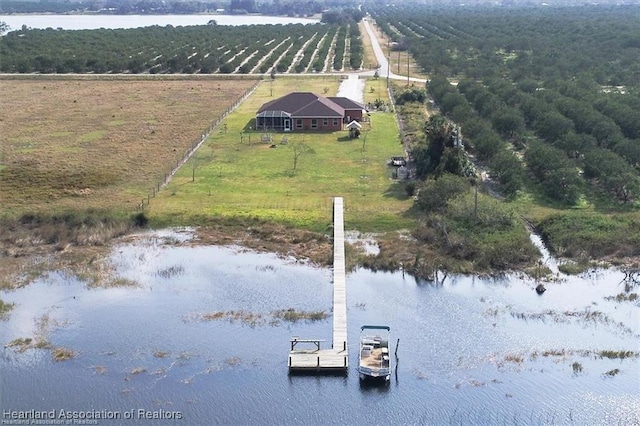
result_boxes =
[257,92,349,118]
[327,97,366,110]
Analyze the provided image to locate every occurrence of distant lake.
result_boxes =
[1,14,320,31]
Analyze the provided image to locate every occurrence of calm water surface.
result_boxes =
[1,229,638,425]
[1,14,319,31]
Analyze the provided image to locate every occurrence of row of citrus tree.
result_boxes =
[0,22,364,74]
[367,4,640,206]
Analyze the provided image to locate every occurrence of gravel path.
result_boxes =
[336,74,365,103]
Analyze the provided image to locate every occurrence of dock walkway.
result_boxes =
[288,197,348,373]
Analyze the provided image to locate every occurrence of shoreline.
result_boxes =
[1,217,638,294]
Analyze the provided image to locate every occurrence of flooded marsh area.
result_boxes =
[1,229,638,425]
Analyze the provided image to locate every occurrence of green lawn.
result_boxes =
[149,77,415,232]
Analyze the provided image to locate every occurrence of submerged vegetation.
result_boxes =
[0,210,146,290]
[600,350,637,359]
[604,368,620,377]
[52,347,76,362]
[272,308,328,322]
[0,299,14,318]
[605,293,639,303]
[189,308,328,327]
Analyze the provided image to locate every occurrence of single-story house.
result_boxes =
[255,92,365,132]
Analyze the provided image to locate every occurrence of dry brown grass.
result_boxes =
[0,77,258,215]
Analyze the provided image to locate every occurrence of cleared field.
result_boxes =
[149,76,414,232]
[0,77,257,216]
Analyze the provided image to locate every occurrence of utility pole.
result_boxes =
[407,50,410,86]
[387,54,390,87]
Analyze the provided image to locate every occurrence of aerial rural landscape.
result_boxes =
[0,0,639,424]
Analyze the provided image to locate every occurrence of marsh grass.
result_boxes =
[0,211,140,290]
[190,308,329,326]
[558,262,591,275]
[273,308,328,322]
[530,348,638,363]
[198,310,266,327]
[357,230,450,277]
[504,354,524,363]
[1,211,132,250]
[5,338,34,352]
[572,362,583,374]
[599,350,637,359]
[225,357,241,366]
[156,265,185,279]
[523,264,553,280]
[605,293,638,302]
[0,299,14,318]
[52,347,76,362]
[604,368,620,377]
[92,365,107,375]
[5,312,76,354]
[510,308,634,334]
[536,212,640,263]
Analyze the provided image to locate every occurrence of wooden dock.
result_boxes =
[288,197,348,373]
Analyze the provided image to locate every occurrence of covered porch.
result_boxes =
[255,110,292,132]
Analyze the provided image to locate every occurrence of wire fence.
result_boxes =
[136,79,262,211]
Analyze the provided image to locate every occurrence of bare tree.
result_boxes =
[291,141,315,171]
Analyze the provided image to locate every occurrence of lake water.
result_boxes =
[0,14,320,31]
[1,229,639,425]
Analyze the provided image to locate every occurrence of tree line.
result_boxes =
[0,0,357,17]
[0,22,365,74]
[368,4,640,206]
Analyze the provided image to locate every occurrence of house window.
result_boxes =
[333,118,339,126]
[296,119,303,129]
[311,119,318,129]
[323,118,328,126]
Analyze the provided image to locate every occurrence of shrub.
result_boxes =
[415,174,469,213]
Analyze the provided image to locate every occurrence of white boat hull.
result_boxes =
[358,325,392,382]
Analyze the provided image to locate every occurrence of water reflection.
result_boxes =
[358,379,391,394]
[1,229,638,425]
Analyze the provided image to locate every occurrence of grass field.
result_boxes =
[149,76,415,232]
[0,77,257,217]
